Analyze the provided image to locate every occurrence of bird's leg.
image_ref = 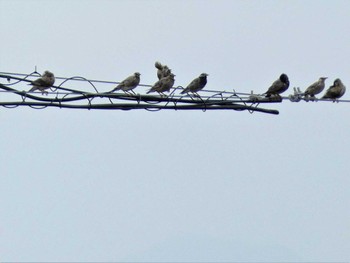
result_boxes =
[187,93,196,101]
[192,92,200,98]
[41,89,48,95]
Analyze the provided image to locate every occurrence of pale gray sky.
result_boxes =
[0,0,349,262]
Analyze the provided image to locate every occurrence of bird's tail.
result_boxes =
[28,86,37,92]
[180,88,188,94]
[146,88,154,94]
[108,86,121,93]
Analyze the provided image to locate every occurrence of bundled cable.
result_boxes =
[0,71,347,115]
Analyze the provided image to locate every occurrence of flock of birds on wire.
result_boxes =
[26,61,346,101]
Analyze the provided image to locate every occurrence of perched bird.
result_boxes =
[147,73,175,96]
[155,61,171,79]
[180,73,208,95]
[304,77,327,97]
[264,73,289,97]
[28,71,55,95]
[158,73,175,94]
[110,72,140,93]
[321,78,346,101]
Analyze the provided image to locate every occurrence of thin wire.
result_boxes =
[1,89,348,103]
[0,71,152,88]
[0,71,349,117]
[1,71,349,103]
[0,84,278,114]
[0,71,264,96]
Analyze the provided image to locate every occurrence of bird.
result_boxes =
[155,61,172,80]
[180,73,208,95]
[28,71,55,95]
[158,73,175,94]
[304,77,327,98]
[321,78,346,101]
[147,73,175,96]
[110,72,140,94]
[264,73,289,97]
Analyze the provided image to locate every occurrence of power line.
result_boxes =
[0,71,253,96]
[0,71,348,115]
[2,71,349,103]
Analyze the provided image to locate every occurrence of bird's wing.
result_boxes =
[147,79,162,93]
[181,78,198,93]
[266,79,283,94]
[305,81,318,94]
[115,75,134,89]
[30,77,49,87]
[340,85,346,97]
[322,87,337,98]
[115,82,125,90]
[160,77,174,92]
[333,85,344,97]
[123,75,136,86]
[187,78,199,91]
[123,76,140,91]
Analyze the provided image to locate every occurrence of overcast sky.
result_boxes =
[0,0,349,262]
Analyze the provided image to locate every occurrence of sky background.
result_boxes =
[0,0,349,262]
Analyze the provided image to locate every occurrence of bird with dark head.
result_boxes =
[264,73,289,98]
[321,78,346,101]
[181,73,208,95]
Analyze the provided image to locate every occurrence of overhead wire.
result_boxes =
[0,71,348,115]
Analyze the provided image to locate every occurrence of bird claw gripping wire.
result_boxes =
[289,87,303,102]
[303,94,318,102]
